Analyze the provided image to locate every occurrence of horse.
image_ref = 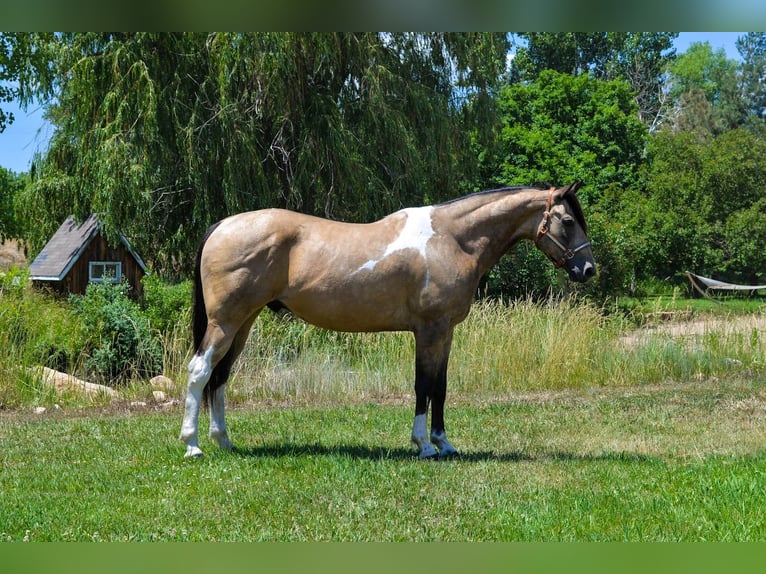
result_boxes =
[180,181,596,459]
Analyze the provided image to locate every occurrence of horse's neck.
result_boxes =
[439,189,547,274]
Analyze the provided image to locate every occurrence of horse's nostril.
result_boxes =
[583,263,595,279]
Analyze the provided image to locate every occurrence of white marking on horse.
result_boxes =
[411,413,438,459]
[356,207,435,282]
[430,429,457,457]
[180,346,215,458]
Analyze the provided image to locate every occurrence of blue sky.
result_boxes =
[673,31,743,60]
[0,32,748,174]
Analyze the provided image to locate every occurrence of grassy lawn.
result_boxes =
[4,296,766,542]
[3,378,766,541]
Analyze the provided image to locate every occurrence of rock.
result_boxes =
[150,375,174,392]
[152,390,167,402]
[30,367,118,398]
[34,406,47,415]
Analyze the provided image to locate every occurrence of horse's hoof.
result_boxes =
[184,446,204,458]
[417,443,439,460]
[439,450,460,460]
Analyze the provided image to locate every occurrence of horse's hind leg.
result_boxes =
[208,312,259,451]
[208,385,233,451]
[180,317,241,457]
[181,345,217,458]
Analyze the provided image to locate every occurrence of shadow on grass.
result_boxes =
[231,442,657,464]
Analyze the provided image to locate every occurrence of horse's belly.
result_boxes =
[281,286,413,332]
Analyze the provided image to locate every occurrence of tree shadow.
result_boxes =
[233,442,657,464]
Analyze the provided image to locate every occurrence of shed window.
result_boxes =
[89,261,122,284]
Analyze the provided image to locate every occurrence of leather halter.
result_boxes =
[535,187,591,269]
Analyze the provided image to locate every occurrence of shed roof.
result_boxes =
[29,214,147,282]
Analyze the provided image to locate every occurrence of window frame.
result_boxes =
[88,261,122,284]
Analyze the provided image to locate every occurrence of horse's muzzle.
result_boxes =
[567,260,596,283]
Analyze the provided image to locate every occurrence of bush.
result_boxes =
[482,243,559,300]
[141,274,192,336]
[70,281,162,385]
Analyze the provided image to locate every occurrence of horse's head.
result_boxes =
[534,181,596,283]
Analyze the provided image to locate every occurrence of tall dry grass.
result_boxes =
[216,298,766,404]
[4,283,766,410]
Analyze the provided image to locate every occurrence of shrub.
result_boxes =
[141,274,192,336]
[70,281,162,385]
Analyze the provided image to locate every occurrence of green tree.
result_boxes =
[474,70,647,297]
[488,70,647,199]
[737,32,766,121]
[0,33,56,133]
[665,42,744,135]
[700,127,766,223]
[638,131,718,281]
[0,167,24,239]
[511,33,677,129]
[721,198,766,284]
[16,32,510,277]
[633,126,766,285]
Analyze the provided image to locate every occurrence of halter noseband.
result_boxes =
[535,187,591,268]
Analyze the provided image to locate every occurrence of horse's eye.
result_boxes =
[562,216,575,227]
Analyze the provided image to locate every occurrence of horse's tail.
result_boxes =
[192,221,235,404]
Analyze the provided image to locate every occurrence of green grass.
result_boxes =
[4,293,766,540]
[3,379,766,541]
[222,298,766,401]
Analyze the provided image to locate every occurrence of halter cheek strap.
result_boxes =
[535,187,591,268]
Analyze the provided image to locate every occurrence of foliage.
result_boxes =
[15,32,509,276]
[0,33,57,133]
[488,70,647,199]
[736,32,766,121]
[664,41,744,135]
[721,198,766,283]
[480,245,559,300]
[631,127,766,285]
[512,32,677,128]
[0,167,24,239]
[141,273,192,336]
[70,281,162,384]
[0,273,84,408]
[0,275,192,406]
[5,32,766,297]
[476,70,647,297]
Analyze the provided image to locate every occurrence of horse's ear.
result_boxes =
[566,181,584,195]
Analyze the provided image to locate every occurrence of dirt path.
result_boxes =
[620,313,766,346]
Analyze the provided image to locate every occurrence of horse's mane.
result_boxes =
[437,183,588,233]
[563,192,588,234]
[435,185,547,207]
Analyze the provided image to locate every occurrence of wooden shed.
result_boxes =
[29,214,147,297]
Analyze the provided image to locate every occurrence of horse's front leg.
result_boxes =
[412,325,458,459]
[428,359,458,459]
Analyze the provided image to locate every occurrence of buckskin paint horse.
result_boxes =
[180,182,595,459]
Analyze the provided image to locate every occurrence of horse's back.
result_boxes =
[198,206,472,332]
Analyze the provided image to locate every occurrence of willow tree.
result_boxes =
[18,32,509,276]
